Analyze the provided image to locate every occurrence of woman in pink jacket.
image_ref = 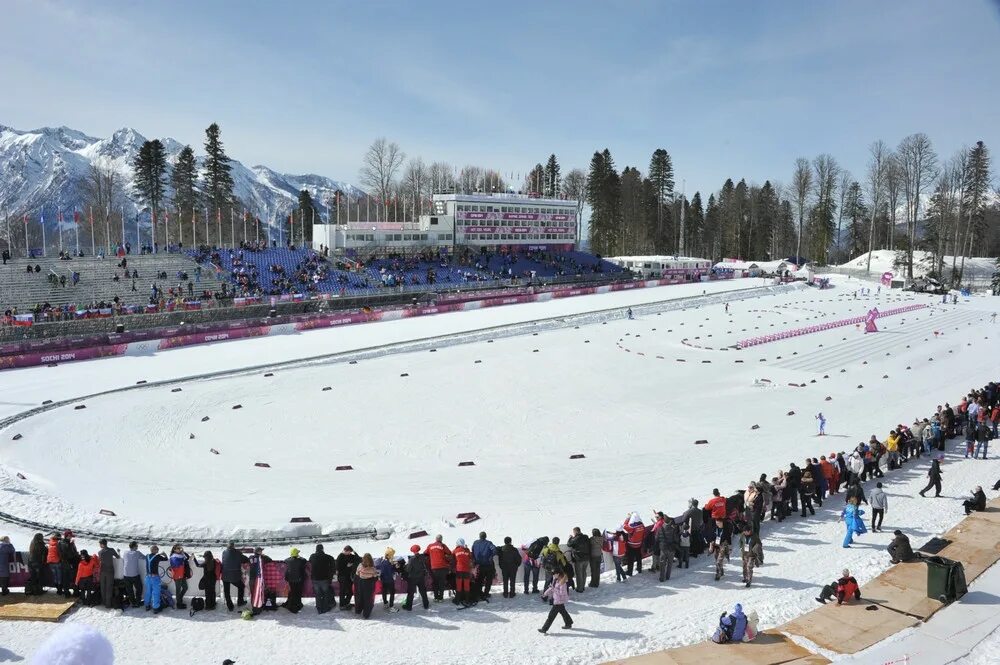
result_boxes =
[538,571,573,634]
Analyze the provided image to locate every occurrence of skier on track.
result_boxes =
[816,412,826,436]
[626,307,634,320]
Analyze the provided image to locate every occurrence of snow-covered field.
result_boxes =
[838,249,997,281]
[1,277,998,665]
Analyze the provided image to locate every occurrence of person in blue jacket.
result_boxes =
[730,603,748,642]
[841,498,867,548]
[144,545,168,613]
[472,531,497,601]
[377,548,398,609]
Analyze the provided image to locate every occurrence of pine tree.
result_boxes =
[133,139,167,243]
[619,167,645,254]
[843,181,868,258]
[170,146,199,241]
[956,141,991,284]
[648,149,675,252]
[704,194,720,259]
[585,149,621,255]
[686,192,704,257]
[543,154,561,198]
[203,123,235,219]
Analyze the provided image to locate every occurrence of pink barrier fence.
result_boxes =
[737,303,927,348]
[1,277,717,371]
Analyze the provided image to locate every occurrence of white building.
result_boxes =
[607,255,712,279]
[312,192,579,254]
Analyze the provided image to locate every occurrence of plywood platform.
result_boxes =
[0,594,78,622]
[606,631,829,665]
[863,561,944,619]
[781,599,919,654]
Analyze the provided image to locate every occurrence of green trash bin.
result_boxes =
[923,555,967,602]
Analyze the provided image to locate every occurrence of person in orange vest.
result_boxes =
[424,535,453,602]
[46,533,63,594]
[452,538,473,606]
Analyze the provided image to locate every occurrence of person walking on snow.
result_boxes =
[816,412,826,436]
[919,459,943,498]
[841,498,866,548]
[538,571,573,634]
[869,482,888,532]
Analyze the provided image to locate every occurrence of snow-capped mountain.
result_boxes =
[0,123,364,228]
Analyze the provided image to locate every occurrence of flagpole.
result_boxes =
[121,206,125,248]
[90,206,96,257]
[242,208,247,245]
[74,208,80,255]
[216,208,221,248]
[23,214,28,258]
[135,211,140,251]
[41,208,47,257]
[230,208,235,249]
[57,208,63,254]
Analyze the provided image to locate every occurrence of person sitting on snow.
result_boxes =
[963,486,987,515]
[711,603,756,643]
[816,569,861,605]
[887,530,915,564]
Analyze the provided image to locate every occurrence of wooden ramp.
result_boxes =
[781,599,919,654]
[0,594,77,622]
[862,561,944,620]
[605,631,829,665]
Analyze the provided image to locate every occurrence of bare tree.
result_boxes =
[865,141,889,272]
[790,157,812,261]
[80,158,127,252]
[884,152,903,250]
[562,169,588,246]
[359,138,405,215]
[897,133,938,278]
[836,169,852,262]
[400,158,428,217]
[428,162,455,194]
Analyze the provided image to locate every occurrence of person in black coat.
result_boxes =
[786,464,802,512]
[194,551,219,610]
[336,546,361,610]
[220,542,249,611]
[403,546,430,611]
[309,544,335,614]
[27,533,46,595]
[282,549,307,613]
[963,486,987,515]
[497,537,522,598]
[919,459,943,498]
[887,531,915,563]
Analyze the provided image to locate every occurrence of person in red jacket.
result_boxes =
[452,538,473,606]
[816,569,861,605]
[74,550,100,605]
[424,535,453,602]
[705,489,728,521]
[621,513,646,576]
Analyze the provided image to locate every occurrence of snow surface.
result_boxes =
[1,277,999,665]
[838,249,997,281]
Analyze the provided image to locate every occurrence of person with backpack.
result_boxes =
[538,571,573,634]
[424,535,452,603]
[712,611,736,644]
[567,527,591,592]
[402,545,429,611]
[143,545,168,614]
[540,538,569,600]
[471,531,497,601]
[221,542,249,611]
[336,546,362,610]
[799,470,816,517]
[522,537,547,594]
[96,539,119,610]
[309,544,335,614]
[282,548,307,614]
[498,537,522,598]
[168,545,191,610]
[588,528,604,588]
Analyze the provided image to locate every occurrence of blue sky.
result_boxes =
[3,0,998,196]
